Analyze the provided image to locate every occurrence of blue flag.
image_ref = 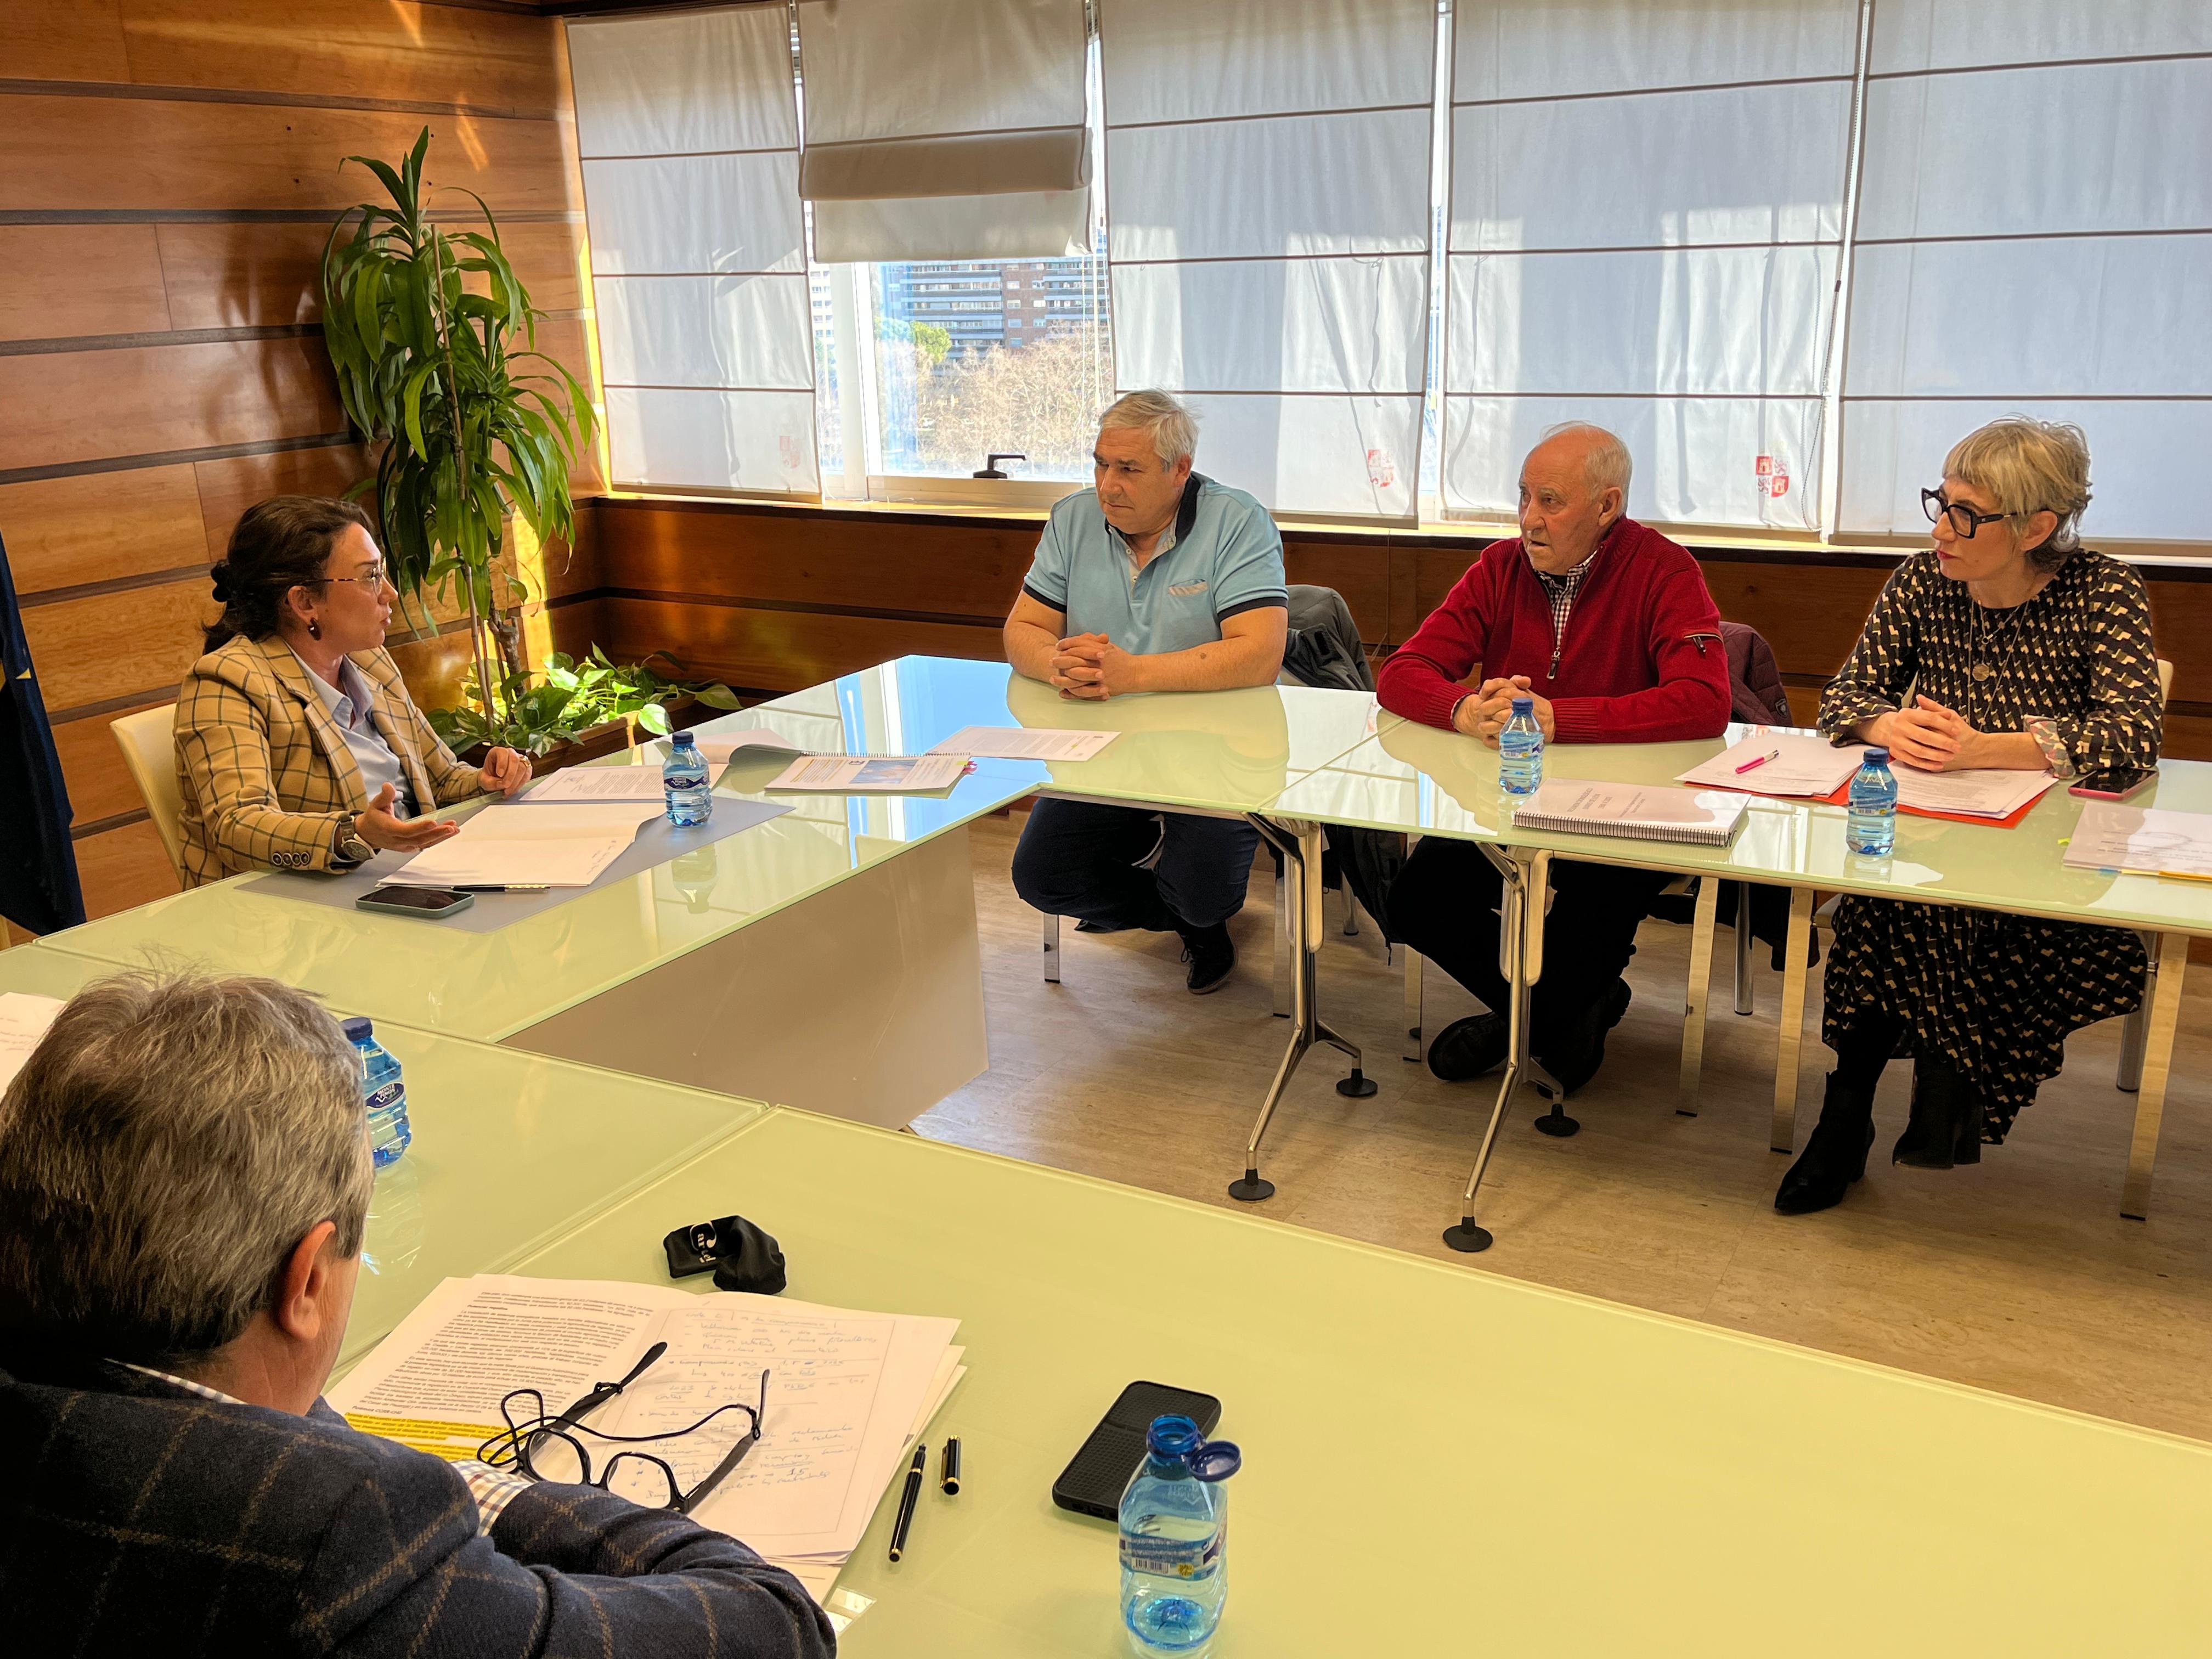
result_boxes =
[0,527,86,934]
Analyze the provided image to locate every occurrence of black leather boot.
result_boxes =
[1775,1076,1877,1215]
[1894,1056,1976,1169]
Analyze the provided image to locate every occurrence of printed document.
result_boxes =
[2064,803,2212,876]
[765,754,968,793]
[518,764,669,804]
[926,725,1119,762]
[0,992,63,1091]
[383,802,663,887]
[1677,734,1864,798]
[328,1274,963,1574]
[1890,766,2055,819]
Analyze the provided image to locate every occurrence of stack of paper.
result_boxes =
[1510,778,1749,845]
[2064,803,2212,876]
[327,1275,964,1605]
[1891,767,2056,819]
[926,725,1119,762]
[0,991,64,1092]
[1677,735,1865,798]
[385,802,664,887]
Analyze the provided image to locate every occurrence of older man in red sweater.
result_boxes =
[1380,423,1730,1094]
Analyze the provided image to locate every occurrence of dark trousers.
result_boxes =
[1387,837,1672,1056]
[1012,799,1259,933]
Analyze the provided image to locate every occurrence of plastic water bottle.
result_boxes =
[343,1016,410,1169]
[1119,1415,1242,1656]
[663,730,713,826]
[1847,746,1899,856]
[1499,695,1545,797]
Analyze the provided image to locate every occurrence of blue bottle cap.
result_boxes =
[1864,747,1889,763]
[340,1016,373,1041]
[671,730,697,746]
[1510,696,1533,714]
[1189,1441,1242,1483]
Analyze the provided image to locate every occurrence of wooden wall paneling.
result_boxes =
[1697,558,1889,679]
[23,579,210,714]
[50,698,171,827]
[1280,537,1390,645]
[1411,546,1481,621]
[548,597,607,662]
[1,3,131,83]
[0,225,171,343]
[0,465,207,592]
[2160,710,2212,765]
[0,96,577,216]
[2142,580,2212,706]
[1,337,345,475]
[73,819,182,920]
[596,504,1036,620]
[384,624,481,716]
[1385,544,1420,650]
[598,596,1002,695]
[113,1,569,118]
[193,443,373,557]
[152,220,583,334]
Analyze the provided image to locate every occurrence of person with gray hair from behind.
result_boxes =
[1005,389,1289,993]
[0,971,834,1659]
[1378,422,1731,1097]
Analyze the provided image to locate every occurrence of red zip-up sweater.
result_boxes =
[1378,517,1730,743]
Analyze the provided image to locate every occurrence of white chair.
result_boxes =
[110,703,189,884]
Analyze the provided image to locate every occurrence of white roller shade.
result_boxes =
[569,7,820,497]
[1839,0,2212,543]
[1443,1,1860,529]
[796,0,1090,264]
[1100,0,1437,521]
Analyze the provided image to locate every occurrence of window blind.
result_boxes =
[795,0,1091,265]
[1100,0,1438,521]
[1442,1,1861,530]
[568,6,820,498]
[1838,1,2212,544]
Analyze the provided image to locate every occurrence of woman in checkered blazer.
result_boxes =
[174,498,533,886]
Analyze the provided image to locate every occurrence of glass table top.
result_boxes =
[0,945,765,1369]
[38,657,1385,1036]
[1268,714,2212,936]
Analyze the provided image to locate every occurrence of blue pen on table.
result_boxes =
[1734,748,1782,775]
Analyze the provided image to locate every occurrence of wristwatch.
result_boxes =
[335,811,374,865]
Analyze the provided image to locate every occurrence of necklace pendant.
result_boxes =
[1972,662,1994,682]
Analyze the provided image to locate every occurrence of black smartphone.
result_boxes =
[1051,1380,1222,1521]
[2069,767,2157,802]
[356,885,475,918]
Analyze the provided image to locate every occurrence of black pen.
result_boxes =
[888,1445,926,1562]
[940,1437,961,1496]
[449,883,550,893]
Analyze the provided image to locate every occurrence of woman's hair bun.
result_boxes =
[208,562,233,603]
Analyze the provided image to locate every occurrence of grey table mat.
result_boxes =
[238,797,792,934]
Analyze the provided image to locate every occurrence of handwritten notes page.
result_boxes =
[0,992,64,1092]
[327,1274,962,1583]
[1677,734,1865,798]
[2065,803,2212,876]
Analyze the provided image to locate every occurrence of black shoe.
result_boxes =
[1894,1056,1979,1170]
[1179,924,1234,994]
[1775,1076,1878,1215]
[1537,980,1633,1098]
[1427,1013,1508,1082]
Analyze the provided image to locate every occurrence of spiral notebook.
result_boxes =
[1510,779,1750,845]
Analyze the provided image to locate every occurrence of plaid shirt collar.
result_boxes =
[1525,521,1621,653]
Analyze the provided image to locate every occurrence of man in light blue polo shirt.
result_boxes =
[1003,390,1289,994]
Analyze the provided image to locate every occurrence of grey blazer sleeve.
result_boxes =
[309,1452,835,1659]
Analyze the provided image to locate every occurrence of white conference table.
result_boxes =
[1273,712,2212,1240]
[37,658,1385,1134]
[507,1077,2212,1657]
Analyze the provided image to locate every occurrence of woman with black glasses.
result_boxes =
[174,496,532,885]
[1776,417,2164,1215]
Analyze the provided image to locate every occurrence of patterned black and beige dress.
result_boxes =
[1816,548,2164,1141]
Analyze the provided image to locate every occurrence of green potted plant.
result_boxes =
[320,127,595,718]
[427,648,742,761]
